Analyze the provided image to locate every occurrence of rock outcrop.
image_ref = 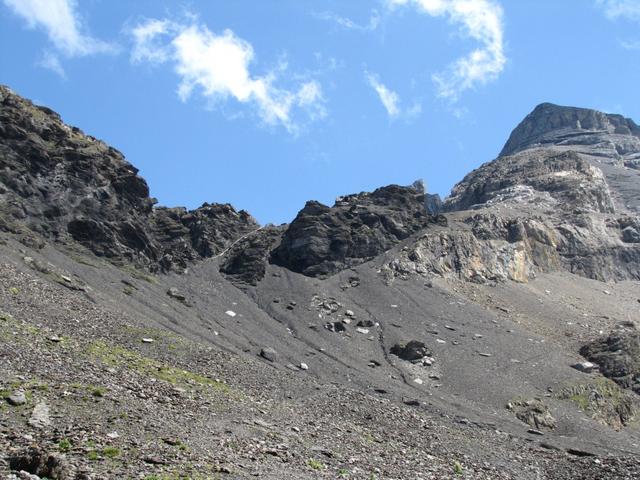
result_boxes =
[0,85,258,272]
[270,184,445,277]
[580,327,640,395]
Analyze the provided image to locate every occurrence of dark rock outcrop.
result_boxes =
[271,184,445,277]
[580,328,640,395]
[0,85,258,272]
[220,226,283,286]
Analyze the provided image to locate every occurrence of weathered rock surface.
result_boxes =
[220,226,282,286]
[0,85,258,272]
[271,184,446,277]
[382,103,640,284]
[580,328,640,395]
[500,102,640,158]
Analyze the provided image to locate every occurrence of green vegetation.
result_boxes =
[102,446,120,458]
[308,459,324,470]
[557,377,638,428]
[120,265,157,284]
[9,287,19,295]
[87,450,99,461]
[86,341,230,394]
[91,386,108,398]
[58,439,72,452]
[454,460,464,475]
[338,468,349,476]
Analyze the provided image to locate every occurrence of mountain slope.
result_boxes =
[1,87,640,480]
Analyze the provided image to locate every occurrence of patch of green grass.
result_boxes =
[557,377,638,428]
[91,386,108,398]
[308,459,323,470]
[120,265,157,284]
[338,468,349,476]
[87,450,99,461]
[102,446,120,458]
[454,460,464,475]
[9,287,20,295]
[58,438,72,452]
[86,341,230,394]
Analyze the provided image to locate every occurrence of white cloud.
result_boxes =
[388,0,506,101]
[131,19,325,133]
[366,72,401,118]
[315,10,381,32]
[3,0,112,56]
[37,51,66,78]
[596,0,640,21]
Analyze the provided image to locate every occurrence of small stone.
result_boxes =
[7,390,26,406]
[445,325,456,331]
[260,347,278,362]
[48,335,62,342]
[225,310,236,317]
[478,352,492,357]
[106,431,119,439]
[141,338,154,343]
[345,310,355,317]
[299,363,309,371]
[527,429,544,436]
[436,339,446,344]
[356,327,369,334]
[413,378,423,385]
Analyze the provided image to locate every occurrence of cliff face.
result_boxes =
[0,86,258,272]
[1,88,639,284]
[382,103,640,285]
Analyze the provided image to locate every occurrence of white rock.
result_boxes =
[141,338,154,343]
[356,328,369,334]
[413,378,423,385]
[299,363,309,370]
[107,431,120,439]
[436,339,446,344]
[225,310,237,317]
[572,361,597,373]
[28,401,50,429]
[345,310,355,317]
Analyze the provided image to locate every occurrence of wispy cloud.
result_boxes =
[37,51,66,78]
[3,0,114,76]
[596,0,640,21]
[365,71,423,120]
[314,10,381,32]
[620,38,640,49]
[366,72,401,118]
[387,0,506,101]
[130,18,326,134]
[3,0,112,56]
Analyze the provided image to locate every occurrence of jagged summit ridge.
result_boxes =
[500,102,640,158]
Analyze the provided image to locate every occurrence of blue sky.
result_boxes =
[1,0,639,224]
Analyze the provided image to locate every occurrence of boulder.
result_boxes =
[390,341,430,361]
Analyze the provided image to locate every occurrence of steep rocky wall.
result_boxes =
[0,85,258,272]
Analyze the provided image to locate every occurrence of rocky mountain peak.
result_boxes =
[500,102,640,157]
[0,84,258,272]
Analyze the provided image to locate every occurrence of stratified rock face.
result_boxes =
[271,184,445,277]
[500,102,640,158]
[414,103,640,284]
[446,150,616,214]
[0,85,258,271]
